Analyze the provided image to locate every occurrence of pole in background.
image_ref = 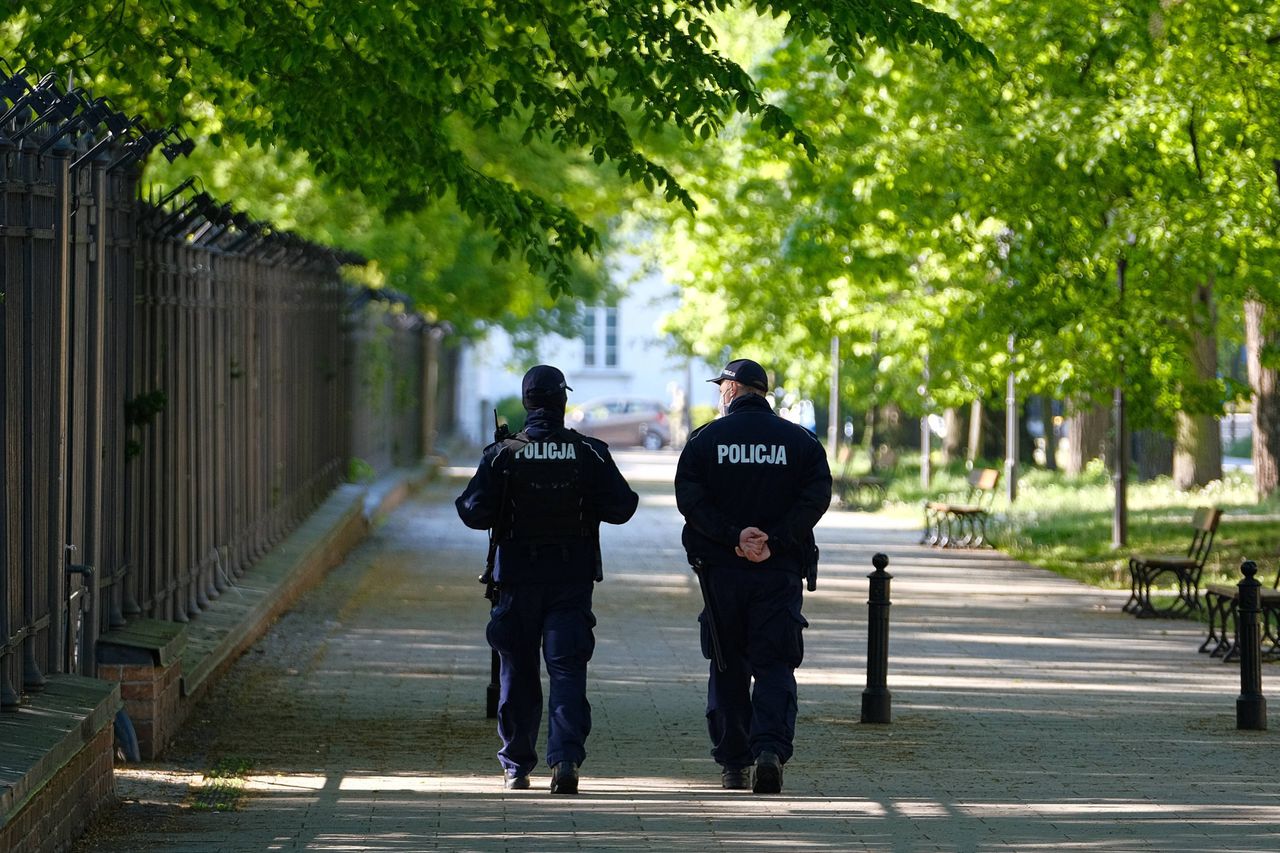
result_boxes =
[1236,560,1267,731]
[919,351,931,489]
[828,335,840,454]
[1112,248,1129,549]
[967,399,982,470]
[1005,333,1018,503]
[861,552,892,724]
[683,360,693,446]
[423,324,445,458]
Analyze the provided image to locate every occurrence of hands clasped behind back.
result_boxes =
[735,526,771,563]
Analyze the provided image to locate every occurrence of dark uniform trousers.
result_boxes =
[486,580,597,775]
[700,563,807,770]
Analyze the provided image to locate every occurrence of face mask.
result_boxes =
[719,384,734,416]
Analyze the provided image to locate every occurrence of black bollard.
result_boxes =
[1236,560,1267,731]
[861,552,893,724]
[487,650,500,719]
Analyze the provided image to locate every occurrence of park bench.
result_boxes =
[920,467,1000,548]
[1198,564,1280,662]
[1122,506,1222,618]
[833,445,896,510]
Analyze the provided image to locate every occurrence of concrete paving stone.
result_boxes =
[70,453,1280,852]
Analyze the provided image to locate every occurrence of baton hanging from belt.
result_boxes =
[692,558,727,673]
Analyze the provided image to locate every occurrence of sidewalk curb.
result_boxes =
[178,460,442,711]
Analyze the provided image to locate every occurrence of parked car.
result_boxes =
[567,397,671,449]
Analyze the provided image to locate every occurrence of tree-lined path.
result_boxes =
[74,453,1278,852]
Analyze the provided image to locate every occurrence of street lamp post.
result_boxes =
[919,349,931,489]
[998,230,1018,503]
[1112,248,1129,549]
[828,335,840,453]
[1005,332,1018,504]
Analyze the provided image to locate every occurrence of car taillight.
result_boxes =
[657,412,666,423]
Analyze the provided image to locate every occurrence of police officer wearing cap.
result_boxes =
[456,365,638,794]
[674,358,832,794]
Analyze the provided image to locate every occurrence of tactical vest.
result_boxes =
[500,429,593,544]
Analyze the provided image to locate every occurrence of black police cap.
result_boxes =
[708,358,769,393]
[522,364,573,410]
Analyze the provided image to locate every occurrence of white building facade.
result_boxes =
[453,258,716,446]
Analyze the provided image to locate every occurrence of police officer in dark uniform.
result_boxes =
[674,358,832,794]
[456,365,638,794]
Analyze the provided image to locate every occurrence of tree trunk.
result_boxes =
[1039,396,1057,470]
[966,399,982,467]
[1172,280,1223,489]
[980,398,1005,461]
[1245,298,1280,498]
[862,403,878,467]
[1173,412,1222,488]
[1064,403,1108,476]
[877,402,914,449]
[1019,400,1036,465]
[1133,429,1174,481]
[940,407,964,463]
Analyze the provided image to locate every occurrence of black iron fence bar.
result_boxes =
[61,142,99,676]
[0,134,16,708]
[38,138,71,691]
[162,237,179,620]
[197,252,219,607]
[129,230,156,617]
[228,252,248,578]
[107,164,137,627]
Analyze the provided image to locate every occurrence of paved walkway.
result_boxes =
[74,452,1279,852]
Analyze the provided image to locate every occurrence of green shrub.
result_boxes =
[347,457,376,484]
[494,395,526,434]
[691,404,717,430]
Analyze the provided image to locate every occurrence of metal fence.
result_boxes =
[347,289,454,476]
[0,86,142,704]
[1,67,452,710]
[126,201,354,626]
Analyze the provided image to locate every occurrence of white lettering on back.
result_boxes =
[715,443,787,465]
[515,442,578,461]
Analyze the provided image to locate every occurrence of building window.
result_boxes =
[604,307,618,367]
[583,306,619,369]
[584,310,597,367]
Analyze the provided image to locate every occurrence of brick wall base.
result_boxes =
[97,618,188,761]
[2,724,114,853]
[0,676,118,853]
[97,660,182,760]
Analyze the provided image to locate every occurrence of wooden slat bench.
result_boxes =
[1199,564,1280,662]
[833,445,896,510]
[921,468,1000,548]
[1122,507,1222,618]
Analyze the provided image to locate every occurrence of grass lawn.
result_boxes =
[857,454,1280,595]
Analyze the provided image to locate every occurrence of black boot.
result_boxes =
[550,761,579,795]
[753,751,783,794]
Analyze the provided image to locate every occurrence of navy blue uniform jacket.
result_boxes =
[455,409,639,585]
[675,393,832,572]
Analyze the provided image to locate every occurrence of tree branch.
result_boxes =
[1187,112,1203,182]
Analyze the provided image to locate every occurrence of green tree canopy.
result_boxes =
[2,0,988,312]
[651,0,1280,430]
